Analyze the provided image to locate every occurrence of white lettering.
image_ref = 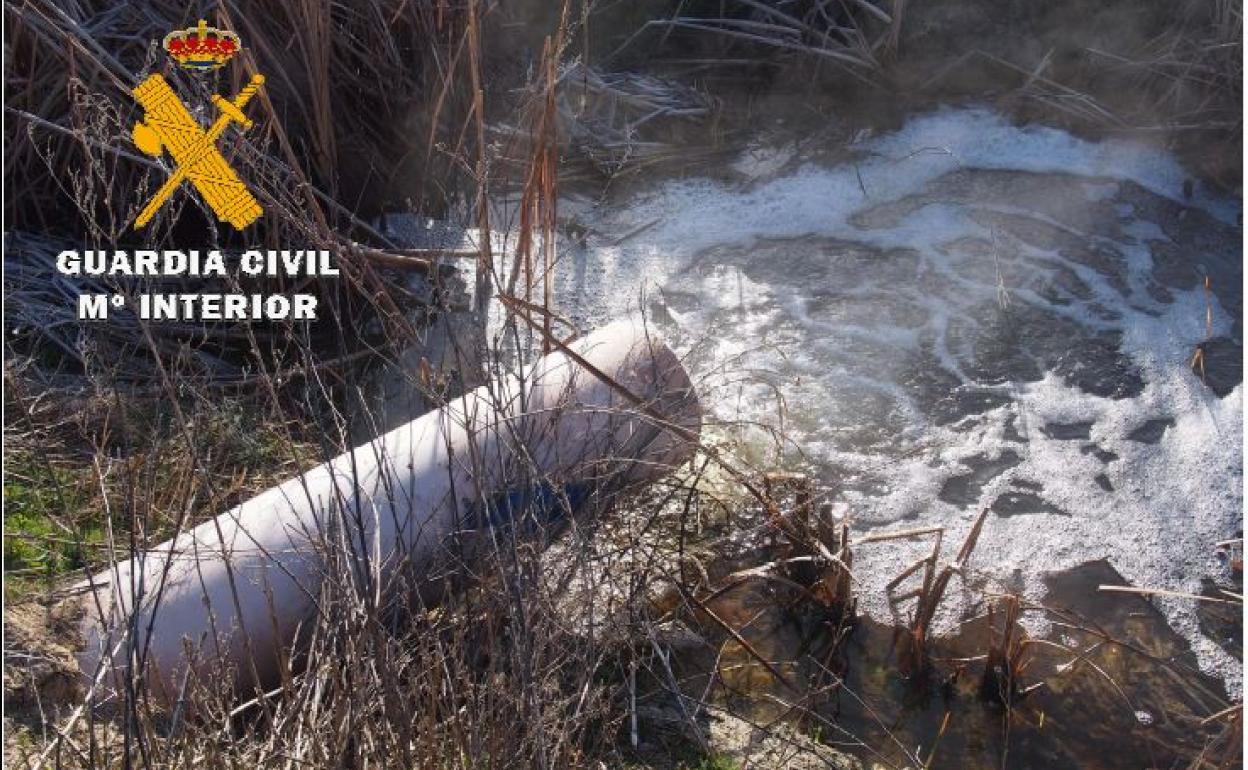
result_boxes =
[204,250,226,276]
[56,250,80,275]
[134,250,159,275]
[78,294,109,320]
[292,294,317,319]
[240,250,264,275]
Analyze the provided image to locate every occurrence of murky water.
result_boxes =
[551,109,1242,696]
[835,561,1235,769]
[660,557,1237,769]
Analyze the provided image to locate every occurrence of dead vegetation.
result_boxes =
[5,0,481,402]
[603,0,903,81]
[612,467,1239,769]
[598,0,1241,189]
[887,508,989,680]
[5,0,473,235]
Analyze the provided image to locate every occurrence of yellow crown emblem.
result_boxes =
[162,20,241,70]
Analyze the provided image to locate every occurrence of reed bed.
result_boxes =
[5,0,471,236]
[4,0,482,405]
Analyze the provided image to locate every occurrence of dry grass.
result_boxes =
[4,0,483,402]
[4,0,471,236]
[4,7,717,769]
[604,0,899,81]
[889,508,989,680]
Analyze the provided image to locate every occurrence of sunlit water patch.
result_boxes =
[558,108,1242,694]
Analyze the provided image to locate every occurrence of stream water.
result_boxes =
[379,106,1241,766]
[651,550,1237,769]
[549,108,1243,696]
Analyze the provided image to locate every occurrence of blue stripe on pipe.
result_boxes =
[479,481,592,533]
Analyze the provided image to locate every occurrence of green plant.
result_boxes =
[680,755,741,770]
[3,450,98,587]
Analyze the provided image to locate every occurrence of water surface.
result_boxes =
[557,108,1243,694]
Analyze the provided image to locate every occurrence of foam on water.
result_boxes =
[559,107,1242,695]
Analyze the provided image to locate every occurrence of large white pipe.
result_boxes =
[76,321,700,703]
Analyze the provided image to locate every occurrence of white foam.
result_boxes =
[588,109,1236,275]
[565,107,1243,696]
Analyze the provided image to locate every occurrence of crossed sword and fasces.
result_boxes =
[131,73,265,230]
